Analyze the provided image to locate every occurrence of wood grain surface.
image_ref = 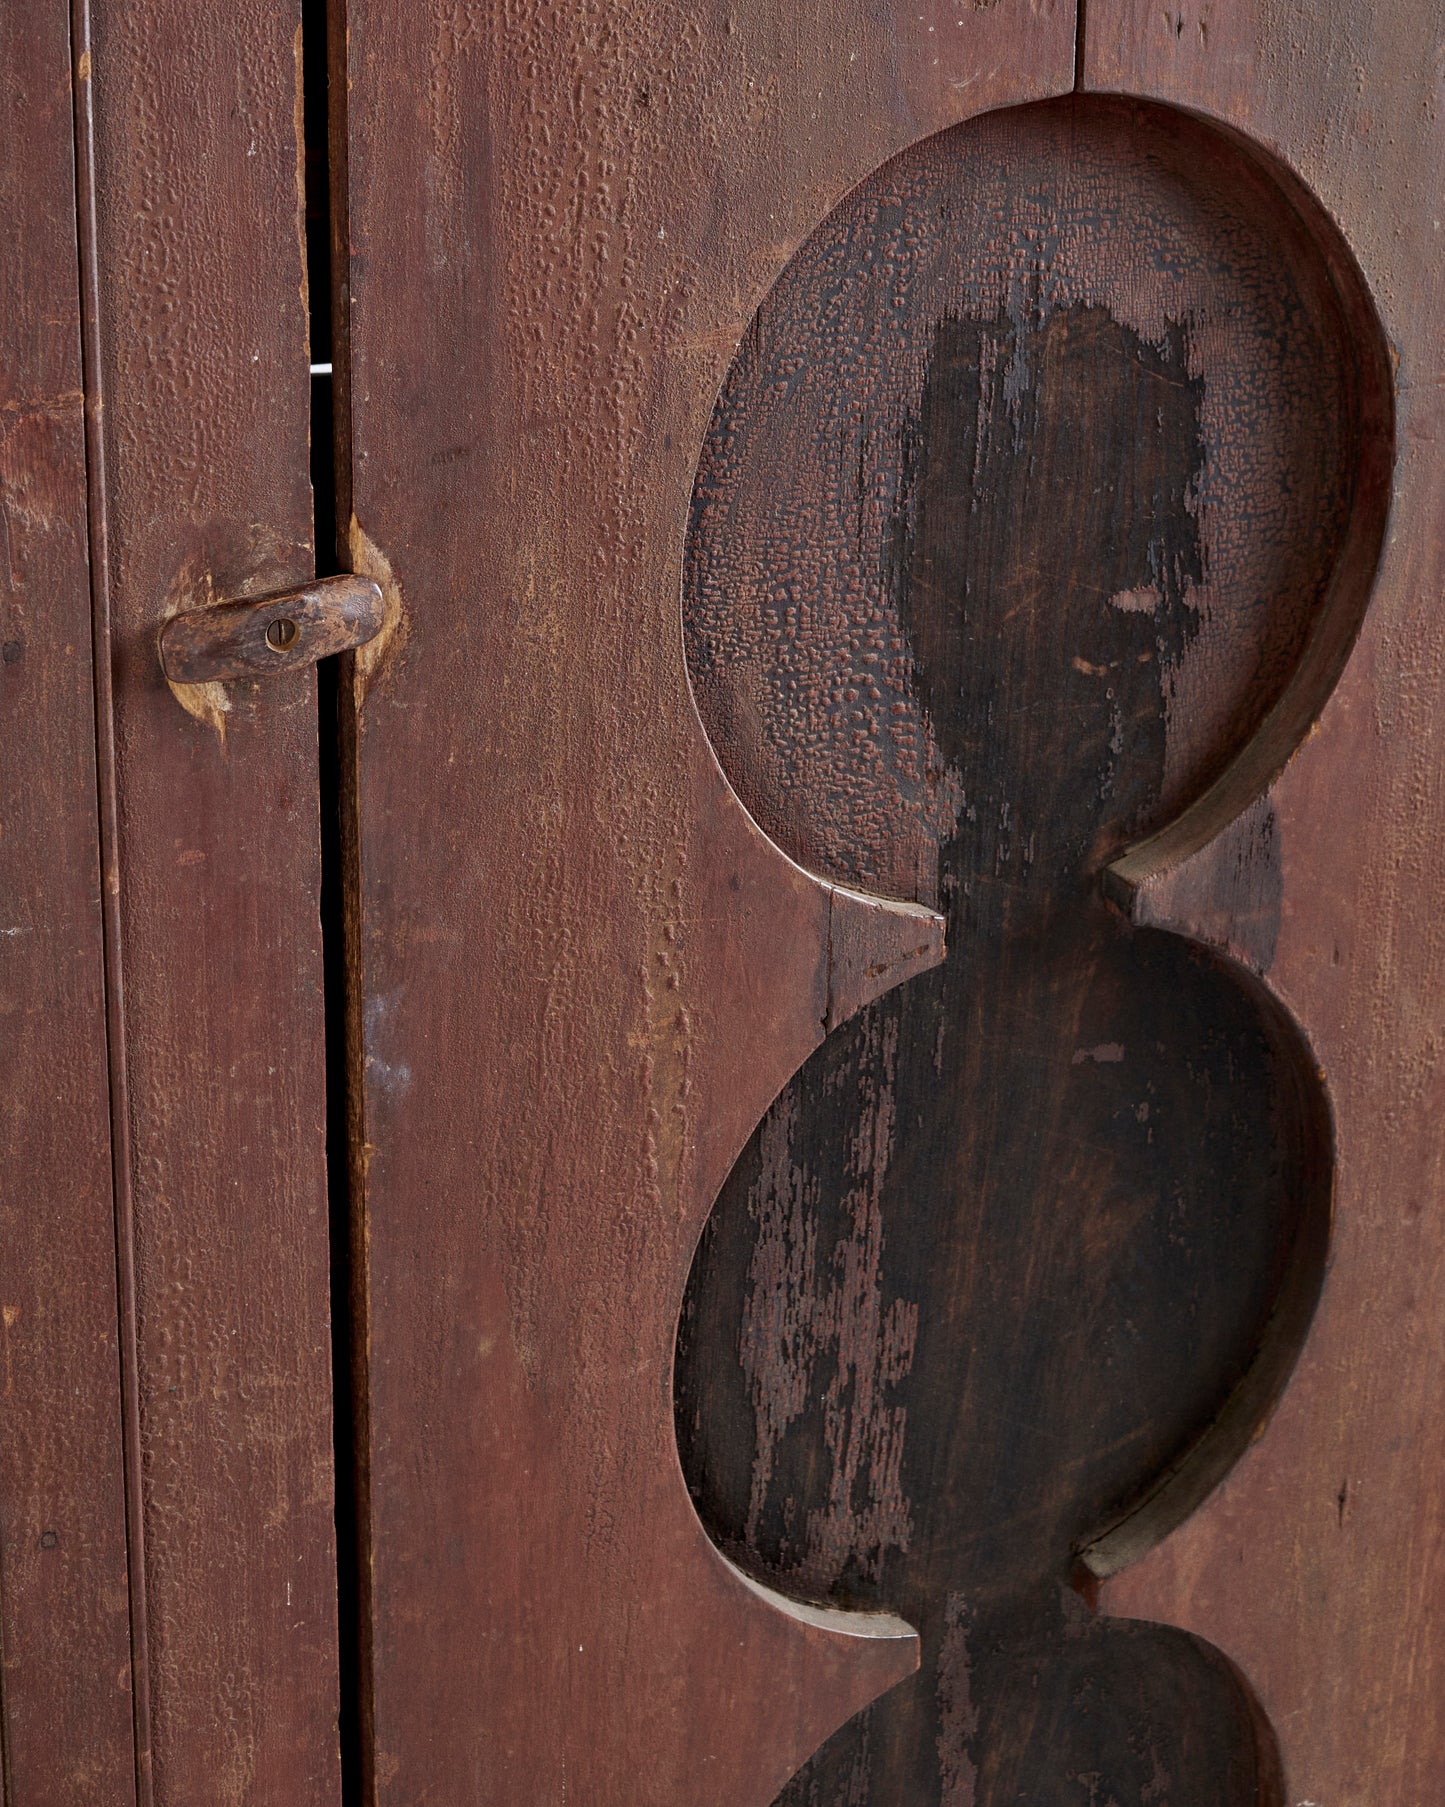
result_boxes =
[0,3,138,1798]
[26,0,1416,1799]
[332,1,1075,1800]
[673,90,1388,1805]
[85,0,342,1798]
[1081,8,1445,1805]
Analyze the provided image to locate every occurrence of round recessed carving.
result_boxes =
[682,93,1389,905]
[676,94,1389,1806]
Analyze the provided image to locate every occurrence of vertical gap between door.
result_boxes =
[302,2,363,1799]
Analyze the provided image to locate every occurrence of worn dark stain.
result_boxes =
[676,94,1355,1806]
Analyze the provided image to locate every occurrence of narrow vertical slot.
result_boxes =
[302,0,362,1798]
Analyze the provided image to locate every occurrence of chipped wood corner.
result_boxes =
[824,884,946,1032]
[1105,792,1287,980]
[158,527,315,740]
[347,514,406,702]
[161,562,231,745]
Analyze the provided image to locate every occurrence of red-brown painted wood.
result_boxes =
[1083,6,1445,1803]
[0,4,137,1798]
[332,1,1076,1799]
[84,0,342,1797]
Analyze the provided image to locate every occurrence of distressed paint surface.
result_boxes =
[681,99,1361,908]
[675,95,1387,1802]
[1083,7,1445,1804]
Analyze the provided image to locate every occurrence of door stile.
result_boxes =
[0,0,137,1798]
[71,0,154,1792]
[78,0,346,1797]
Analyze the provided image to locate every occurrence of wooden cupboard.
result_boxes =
[5,2,1445,1801]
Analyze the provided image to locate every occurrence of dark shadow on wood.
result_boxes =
[303,0,361,1796]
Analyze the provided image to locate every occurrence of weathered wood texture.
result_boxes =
[0,4,137,1798]
[1081,9,1445,1806]
[674,93,1388,1805]
[334,2,1075,1800]
[86,0,342,1797]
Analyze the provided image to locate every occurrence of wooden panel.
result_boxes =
[0,3,137,1798]
[674,92,1386,1804]
[86,0,342,1797]
[1077,9,1445,1805]
[333,2,1076,1800]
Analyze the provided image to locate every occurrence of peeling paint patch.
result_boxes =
[349,515,408,700]
[162,562,232,743]
[738,1006,917,1593]
[937,1593,980,1806]
[1110,584,1160,613]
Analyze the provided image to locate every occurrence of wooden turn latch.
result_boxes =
[159,572,384,685]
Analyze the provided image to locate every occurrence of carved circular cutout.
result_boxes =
[676,94,1390,1807]
[682,92,1390,905]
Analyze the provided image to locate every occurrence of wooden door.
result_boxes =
[83,0,344,1785]
[3,1,343,1800]
[330,0,1445,1803]
[330,5,1067,1801]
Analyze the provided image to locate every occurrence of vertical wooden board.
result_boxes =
[86,0,341,1799]
[1082,6,1445,1803]
[0,3,137,1799]
[336,2,1074,1800]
